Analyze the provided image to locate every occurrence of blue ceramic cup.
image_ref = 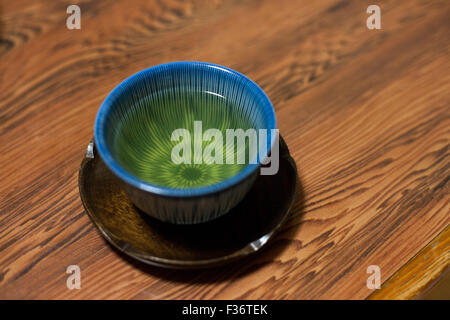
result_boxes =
[94,61,277,224]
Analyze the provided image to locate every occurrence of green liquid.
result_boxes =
[113,90,255,189]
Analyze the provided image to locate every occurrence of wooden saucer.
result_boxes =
[78,136,298,268]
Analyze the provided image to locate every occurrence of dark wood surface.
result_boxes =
[0,0,449,299]
[78,139,297,268]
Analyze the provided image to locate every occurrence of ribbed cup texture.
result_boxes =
[112,90,253,189]
[103,62,272,190]
[95,62,276,223]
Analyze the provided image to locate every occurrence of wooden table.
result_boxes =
[0,0,448,299]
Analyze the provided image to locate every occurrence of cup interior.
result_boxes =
[95,62,276,195]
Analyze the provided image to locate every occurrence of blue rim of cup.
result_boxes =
[94,61,277,197]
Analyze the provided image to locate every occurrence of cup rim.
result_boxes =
[94,61,277,197]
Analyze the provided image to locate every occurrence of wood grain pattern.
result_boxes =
[0,0,449,299]
[368,225,449,300]
[421,267,450,299]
